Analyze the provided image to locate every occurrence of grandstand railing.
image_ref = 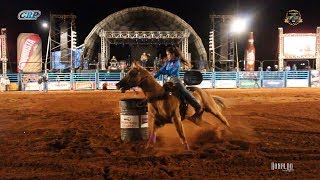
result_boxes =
[2,70,319,91]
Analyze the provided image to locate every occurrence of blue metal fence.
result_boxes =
[2,71,318,91]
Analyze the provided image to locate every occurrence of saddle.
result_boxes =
[163,82,189,120]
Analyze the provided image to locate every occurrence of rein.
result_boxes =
[147,92,171,103]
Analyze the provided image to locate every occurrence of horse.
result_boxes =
[116,61,230,150]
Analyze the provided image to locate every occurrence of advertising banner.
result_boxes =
[17,33,42,72]
[283,35,316,58]
[215,80,237,88]
[197,80,213,88]
[99,81,118,90]
[286,79,309,87]
[48,82,71,90]
[9,83,19,91]
[75,82,95,90]
[262,80,285,88]
[239,80,261,88]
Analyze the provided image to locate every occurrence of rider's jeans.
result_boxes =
[170,77,201,111]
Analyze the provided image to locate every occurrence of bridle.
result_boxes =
[126,70,150,88]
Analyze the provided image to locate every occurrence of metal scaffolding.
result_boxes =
[99,30,190,70]
[0,28,8,74]
[46,14,77,71]
[209,14,235,71]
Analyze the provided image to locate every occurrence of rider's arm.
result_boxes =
[166,61,181,77]
[154,63,167,78]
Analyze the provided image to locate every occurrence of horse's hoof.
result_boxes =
[145,143,150,149]
[184,143,190,150]
[151,134,156,144]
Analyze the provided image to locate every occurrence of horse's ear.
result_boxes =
[132,60,141,70]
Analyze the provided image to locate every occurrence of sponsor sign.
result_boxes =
[9,83,19,91]
[262,80,285,88]
[48,82,71,90]
[286,79,309,87]
[283,35,316,58]
[239,80,261,88]
[121,115,139,128]
[99,81,118,90]
[215,80,237,88]
[25,82,40,91]
[17,33,42,72]
[197,80,213,88]
[75,82,95,90]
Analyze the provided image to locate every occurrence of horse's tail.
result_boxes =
[211,96,226,111]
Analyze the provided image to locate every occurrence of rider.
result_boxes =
[154,46,202,121]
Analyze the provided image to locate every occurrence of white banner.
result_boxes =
[215,80,237,88]
[75,82,95,90]
[48,82,71,90]
[25,82,41,91]
[286,79,309,87]
[120,115,139,128]
[99,81,118,90]
[197,80,213,88]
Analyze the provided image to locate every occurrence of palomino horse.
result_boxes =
[116,62,229,150]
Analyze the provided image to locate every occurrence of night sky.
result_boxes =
[0,0,318,67]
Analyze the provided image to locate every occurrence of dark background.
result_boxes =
[0,0,318,68]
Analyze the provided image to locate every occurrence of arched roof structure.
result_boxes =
[82,6,207,62]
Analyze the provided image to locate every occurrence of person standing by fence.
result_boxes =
[0,76,5,92]
[4,76,10,91]
[37,75,43,92]
[42,74,48,92]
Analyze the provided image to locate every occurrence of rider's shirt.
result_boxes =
[154,57,181,79]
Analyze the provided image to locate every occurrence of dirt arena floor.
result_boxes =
[0,88,319,178]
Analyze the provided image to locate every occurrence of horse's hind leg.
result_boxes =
[206,104,230,127]
[172,114,190,150]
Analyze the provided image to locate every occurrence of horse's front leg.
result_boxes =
[172,113,190,150]
[145,114,157,149]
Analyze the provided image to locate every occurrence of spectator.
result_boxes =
[285,65,291,71]
[22,75,28,91]
[140,52,148,67]
[266,66,272,71]
[42,74,49,92]
[0,76,5,92]
[4,76,10,91]
[292,64,297,71]
[38,75,43,91]
[153,57,159,69]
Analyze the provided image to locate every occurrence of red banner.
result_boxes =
[17,33,42,72]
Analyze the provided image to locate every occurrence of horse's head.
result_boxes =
[116,61,149,93]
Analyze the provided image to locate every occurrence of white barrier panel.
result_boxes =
[75,82,95,90]
[215,80,237,88]
[48,82,71,90]
[197,80,213,88]
[99,81,118,90]
[25,82,40,91]
[286,79,309,87]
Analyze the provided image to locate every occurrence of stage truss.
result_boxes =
[99,30,190,70]
[0,28,8,74]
